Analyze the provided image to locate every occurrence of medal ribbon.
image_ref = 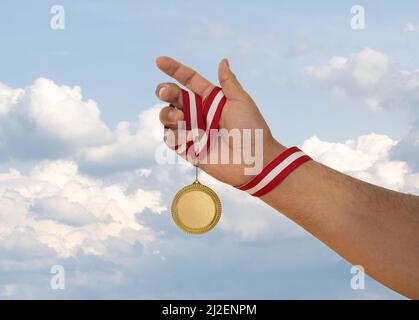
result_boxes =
[175,87,226,159]
[234,146,312,197]
[174,87,311,198]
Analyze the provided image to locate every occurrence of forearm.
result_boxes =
[260,139,419,298]
[155,56,419,297]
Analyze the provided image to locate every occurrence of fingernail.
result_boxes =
[158,86,167,98]
[168,110,176,121]
[224,58,230,68]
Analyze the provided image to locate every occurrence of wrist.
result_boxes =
[235,137,286,186]
[235,141,312,198]
[263,138,286,168]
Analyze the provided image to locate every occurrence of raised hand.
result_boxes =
[156,56,284,186]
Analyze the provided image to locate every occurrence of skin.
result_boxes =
[155,56,419,299]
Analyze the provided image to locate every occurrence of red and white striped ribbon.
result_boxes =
[235,146,312,197]
[173,87,311,197]
[175,87,226,159]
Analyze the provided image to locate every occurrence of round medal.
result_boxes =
[171,179,221,235]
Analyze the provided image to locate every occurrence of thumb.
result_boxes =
[218,58,245,100]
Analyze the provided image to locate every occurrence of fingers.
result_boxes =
[159,105,184,129]
[164,128,191,150]
[218,58,246,101]
[157,82,185,130]
[155,82,183,109]
[156,56,215,98]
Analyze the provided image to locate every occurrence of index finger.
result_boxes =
[156,56,215,98]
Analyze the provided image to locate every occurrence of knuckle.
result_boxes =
[159,108,166,121]
[184,71,197,87]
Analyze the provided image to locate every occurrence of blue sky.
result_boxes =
[1,0,418,299]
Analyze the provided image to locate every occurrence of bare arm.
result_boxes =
[262,140,419,299]
[155,56,419,299]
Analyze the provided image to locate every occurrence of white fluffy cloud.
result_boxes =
[302,133,418,193]
[79,106,163,171]
[0,78,163,170]
[0,79,112,159]
[305,47,419,112]
[0,160,165,258]
[305,48,390,88]
[305,47,419,169]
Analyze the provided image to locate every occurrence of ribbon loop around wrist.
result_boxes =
[235,146,312,197]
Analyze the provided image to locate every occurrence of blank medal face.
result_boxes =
[171,182,221,234]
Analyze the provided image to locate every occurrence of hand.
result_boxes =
[156,56,284,186]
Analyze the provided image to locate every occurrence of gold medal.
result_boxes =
[171,166,221,234]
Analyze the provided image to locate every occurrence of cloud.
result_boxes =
[405,23,419,33]
[305,47,419,113]
[305,47,419,170]
[0,78,164,172]
[392,116,419,171]
[0,78,112,160]
[79,106,163,172]
[0,160,165,258]
[302,133,419,193]
[2,284,17,297]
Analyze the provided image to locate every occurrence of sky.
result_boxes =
[0,0,418,299]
